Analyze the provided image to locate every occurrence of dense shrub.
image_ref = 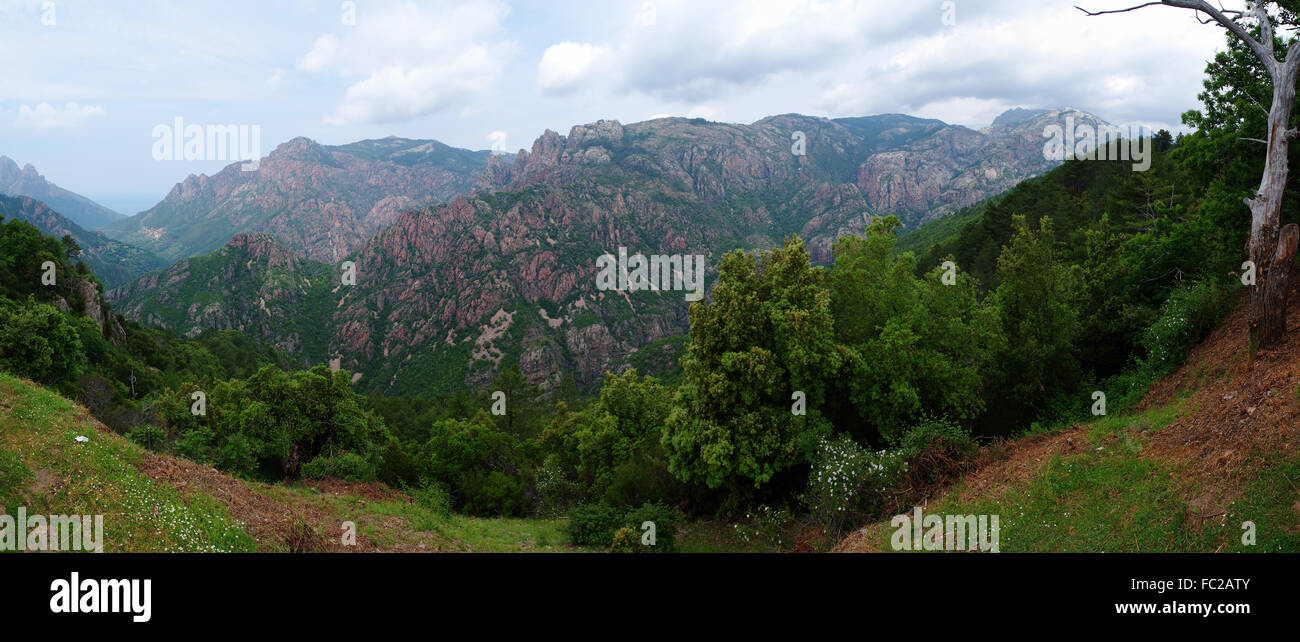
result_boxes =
[892,415,978,494]
[413,481,452,517]
[609,527,641,553]
[0,301,87,386]
[460,470,529,517]
[567,501,681,551]
[377,441,421,489]
[567,501,624,547]
[420,413,528,516]
[1141,279,1237,374]
[624,502,680,552]
[801,434,907,537]
[302,451,378,482]
[535,454,584,517]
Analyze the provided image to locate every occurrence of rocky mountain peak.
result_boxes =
[567,119,624,148]
[267,136,335,165]
[226,232,299,266]
[989,107,1051,129]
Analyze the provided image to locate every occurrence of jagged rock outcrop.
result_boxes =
[100,136,498,263]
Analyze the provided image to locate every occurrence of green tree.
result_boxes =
[991,215,1084,427]
[829,217,1000,441]
[663,236,845,490]
[0,300,87,385]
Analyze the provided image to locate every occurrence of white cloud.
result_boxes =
[299,0,517,125]
[532,0,952,104]
[487,130,508,152]
[266,69,285,89]
[16,102,105,131]
[537,42,614,95]
[525,1,1229,130]
[913,97,1015,130]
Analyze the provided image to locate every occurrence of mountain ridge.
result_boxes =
[0,156,125,229]
[111,106,1112,393]
[0,193,167,289]
[100,136,496,264]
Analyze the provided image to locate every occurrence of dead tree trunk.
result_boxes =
[1082,1,1300,351]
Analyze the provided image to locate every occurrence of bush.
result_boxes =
[567,501,624,547]
[377,441,420,489]
[609,527,641,553]
[801,434,907,538]
[461,471,528,517]
[301,451,378,482]
[126,423,160,449]
[894,415,976,460]
[0,301,87,385]
[568,501,680,550]
[624,502,679,552]
[1141,279,1235,374]
[893,415,977,492]
[535,454,584,517]
[732,504,795,550]
[413,480,452,517]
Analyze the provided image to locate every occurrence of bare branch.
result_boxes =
[1079,1,1279,72]
[1240,137,1270,144]
[1074,2,1164,15]
[1255,2,1274,59]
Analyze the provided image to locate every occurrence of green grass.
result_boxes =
[674,519,780,553]
[1084,395,1190,443]
[0,372,256,552]
[876,397,1298,553]
[1197,455,1300,553]
[265,484,593,552]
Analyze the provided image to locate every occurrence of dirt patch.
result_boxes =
[1139,287,1300,522]
[304,478,406,503]
[133,452,433,552]
[25,468,59,500]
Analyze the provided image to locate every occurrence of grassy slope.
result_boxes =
[836,295,1300,553]
[0,371,255,552]
[0,371,593,553]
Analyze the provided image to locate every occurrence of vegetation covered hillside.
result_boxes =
[837,288,1300,553]
[0,371,589,552]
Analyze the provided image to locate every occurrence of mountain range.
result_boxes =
[99,137,496,263]
[0,193,168,289]
[0,155,126,229]
[106,107,1109,394]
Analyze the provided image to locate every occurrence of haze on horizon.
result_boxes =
[0,0,1235,215]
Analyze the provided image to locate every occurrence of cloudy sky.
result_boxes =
[0,0,1239,216]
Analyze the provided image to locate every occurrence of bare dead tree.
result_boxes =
[1079,1,1300,353]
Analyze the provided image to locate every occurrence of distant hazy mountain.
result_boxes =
[111,108,1109,393]
[0,156,125,230]
[0,194,167,289]
[99,136,495,263]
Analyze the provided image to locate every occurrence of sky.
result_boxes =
[0,0,1241,217]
